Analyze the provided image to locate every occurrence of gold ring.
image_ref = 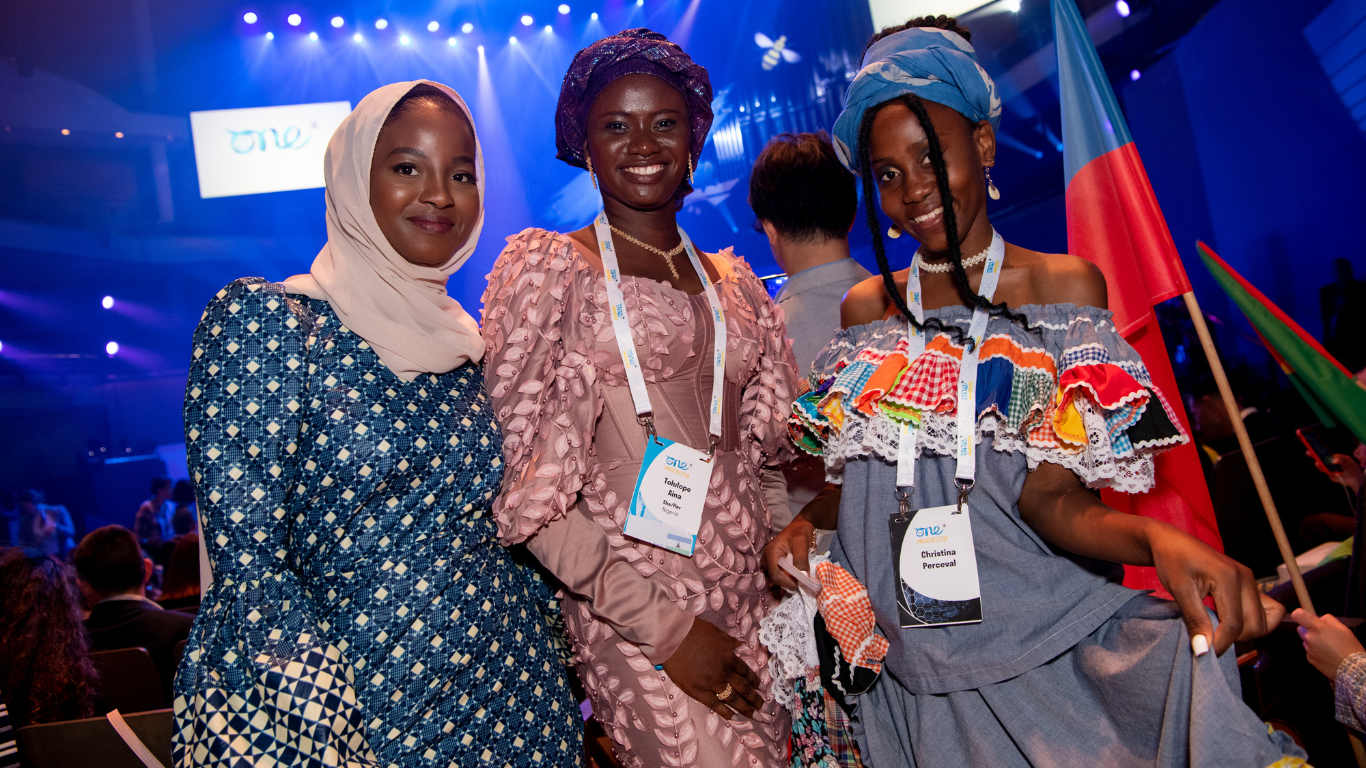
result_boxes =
[716,683,734,702]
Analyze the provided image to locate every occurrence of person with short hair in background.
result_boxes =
[16,489,75,559]
[72,524,194,702]
[156,533,202,613]
[133,477,174,551]
[749,131,870,531]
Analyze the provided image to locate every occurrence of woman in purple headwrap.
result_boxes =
[481,28,796,768]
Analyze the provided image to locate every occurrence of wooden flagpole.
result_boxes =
[1181,291,1314,615]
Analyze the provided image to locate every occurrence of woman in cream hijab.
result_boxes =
[175,81,582,767]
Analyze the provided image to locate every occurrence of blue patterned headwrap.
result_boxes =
[831,27,1002,175]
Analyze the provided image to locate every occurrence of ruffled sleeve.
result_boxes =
[179,278,375,763]
[481,230,602,544]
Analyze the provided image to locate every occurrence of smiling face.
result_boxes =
[867,99,995,253]
[584,73,691,212]
[368,99,480,267]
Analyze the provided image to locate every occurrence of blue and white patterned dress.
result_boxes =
[174,278,583,767]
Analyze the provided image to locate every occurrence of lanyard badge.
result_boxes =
[889,231,1004,627]
[595,211,727,557]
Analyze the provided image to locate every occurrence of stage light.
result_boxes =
[61,128,70,135]
[478,44,485,52]
[1130,69,1141,80]
[462,22,474,33]
[545,24,553,32]
[375,18,388,29]
[115,131,124,138]
[1115,0,1131,16]
[287,13,301,26]
[448,36,457,46]
[636,0,643,6]
[243,11,258,24]
[558,4,570,13]
[0,341,4,354]
[400,34,411,45]
[520,14,533,25]
[266,31,274,39]
[428,21,440,32]
[354,33,362,42]
[331,16,344,27]
[308,31,318,40]
[105,341,119,356]
[1002,0,1020,10]
[102,296,115,309]
[591,12,599,19]
[510,35,518,44]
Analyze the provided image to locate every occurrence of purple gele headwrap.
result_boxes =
[555,28,713,181]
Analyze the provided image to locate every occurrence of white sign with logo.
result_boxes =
[189,101,352,199]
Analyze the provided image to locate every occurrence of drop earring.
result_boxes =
[586,153,599,191]
[887,224,902,239]
[985,166,1000,200]
[686,155,694,184]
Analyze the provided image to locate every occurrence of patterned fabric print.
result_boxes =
[813,561,887,674]
[482,231,796,768]
[176,279,581,768]
[798,304,1188,493]
[788,674,838,768]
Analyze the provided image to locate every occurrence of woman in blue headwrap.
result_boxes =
[763,16,1306,767]
[482,29,797,768]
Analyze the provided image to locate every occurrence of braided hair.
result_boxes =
[856,94,1033,350]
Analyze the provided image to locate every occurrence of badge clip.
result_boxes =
[954,478,973,514]
[638,415,664,446]
[895,489,914,523]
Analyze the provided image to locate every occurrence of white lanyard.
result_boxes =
[896,230,1005,497]
[594,210,728,450]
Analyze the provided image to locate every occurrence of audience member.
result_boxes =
[0,547,99,729]
[71,525,194,701]
[170,480,197,537]
[156,533,201,613]
[1320,258,1366,372]
[1292,608,1366,731]
[132,477,174,551]
[749,131,868,530]
[15,490,75,559]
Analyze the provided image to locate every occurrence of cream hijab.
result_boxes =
[284,80,485,381]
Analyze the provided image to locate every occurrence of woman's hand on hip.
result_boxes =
[661,618,764,719]
[763,516,816,592]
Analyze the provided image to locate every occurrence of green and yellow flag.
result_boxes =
[1198,241,1366,443]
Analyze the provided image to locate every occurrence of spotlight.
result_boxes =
[636,0,643,6]
[448,36,457,46]
[558,3,570,13]
[375,18,388,29]
[354,33,362,42]
[461,22,474,33]
[115,131,124,138]
[591,12,598,19]
[544,24,552,32]
[102,296,114,309]
[308,31,318,40]
[1129,68,1141,80]
[1115,0,1131,16]
[243,11,258,23]
[61,128,70,135]
[105,341,119,356]
[331,15,343,27]
[1002,0,1020,10]
[400,33,411,45]
[287,13,301,26]
[266,31,274,39]
[510,35,518,44]
[0,340,4,353]
[428,20,439,32]
[520,14,533,25]
[477,44,485,52]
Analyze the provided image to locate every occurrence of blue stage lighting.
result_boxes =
[544,24,552,32]
[266,31,274,39]
[558,4,570,13]
[478,44,485,53]
[1115,0,1131,16]
[428,21,440,32]
[354,33,363,42]
[308,31,318,40]
[400,34,412,45]
[287,13,301,26]
[592,12,599,19]
[0,340,4,354]
[1002,0,1020,11]
[448,37,457,46]
[105,341,119,356]
[102,296,114,310]
[520,15,533,26]
[375,18,388,29]
[636,0,643,6]
[331,16,344,27]
[1130,68,1141,80]
[462,22,474,33]
[510,35,518,44]
[243,11,258,24]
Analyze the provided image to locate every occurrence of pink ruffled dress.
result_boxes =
[481,228,798,768]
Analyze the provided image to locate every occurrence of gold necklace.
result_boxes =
[609,224,685,280]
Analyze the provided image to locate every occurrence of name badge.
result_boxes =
[624,437,715,556]
[889,503,983,628]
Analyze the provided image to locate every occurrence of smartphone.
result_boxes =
[1296,426,1343,473]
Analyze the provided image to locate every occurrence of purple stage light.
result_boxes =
[1116,0,1131,17]
[1130,69,1141,80]
[243,11,258,24]
[105,341,119,356]
[102,296,114,309]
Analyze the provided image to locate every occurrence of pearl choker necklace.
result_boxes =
[917,246,990,274]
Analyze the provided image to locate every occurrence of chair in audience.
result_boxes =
[15,708,172,768]
[90,648,167,714]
